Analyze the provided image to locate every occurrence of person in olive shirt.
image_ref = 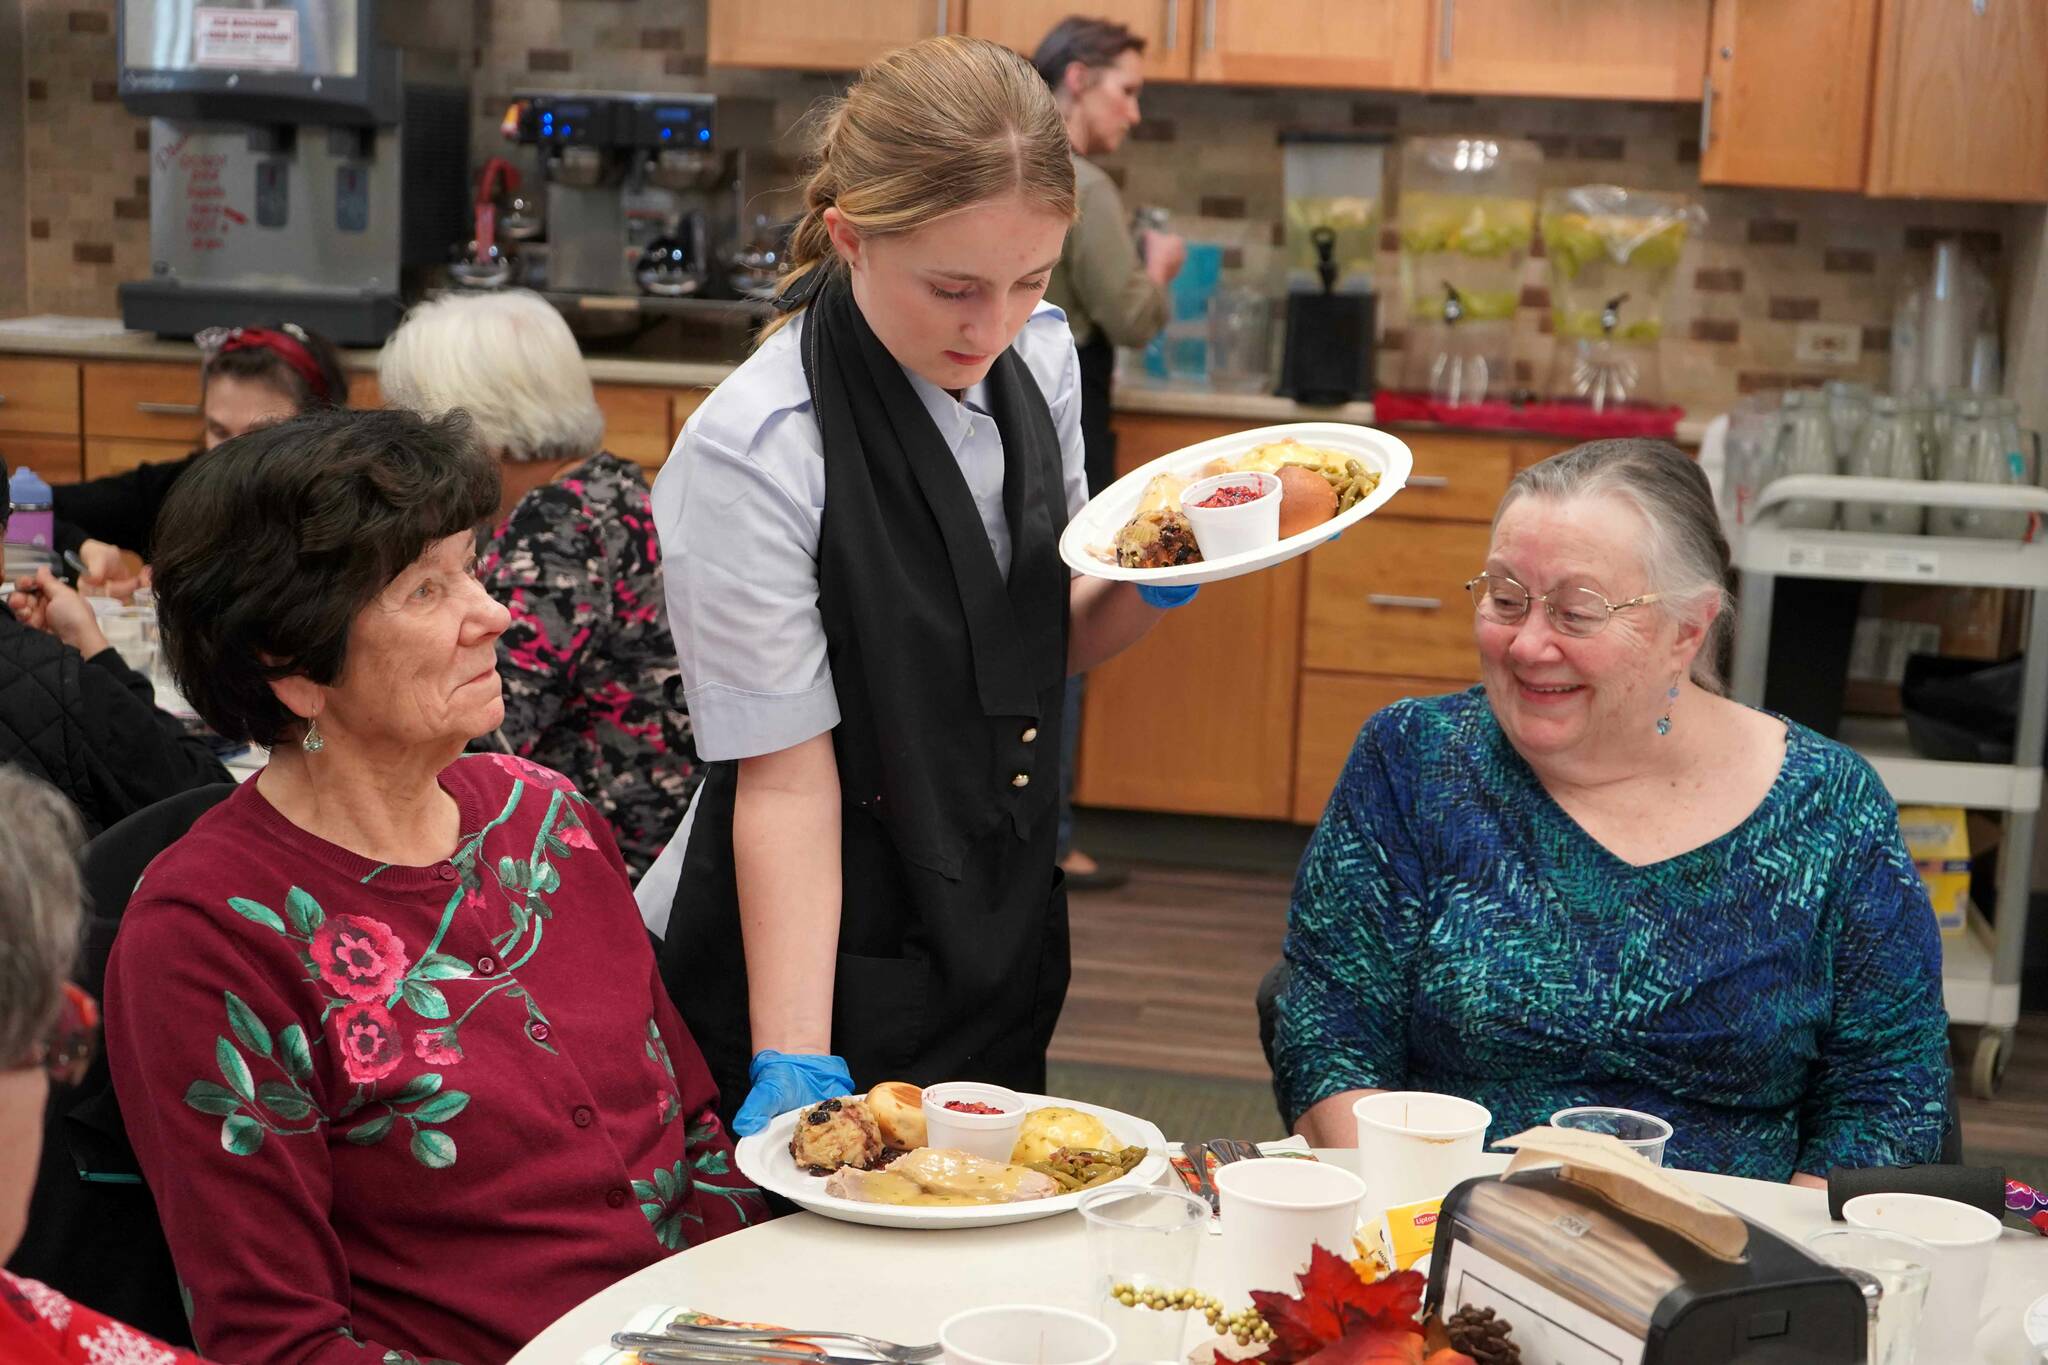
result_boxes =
[1033,16,1186,891]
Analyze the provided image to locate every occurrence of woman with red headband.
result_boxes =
[58,322,347,597]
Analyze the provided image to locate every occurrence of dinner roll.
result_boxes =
[867,1080,927,1149]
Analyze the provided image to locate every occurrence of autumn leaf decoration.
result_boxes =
[1246,1245,1473,1365]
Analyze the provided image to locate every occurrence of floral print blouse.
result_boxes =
[477,452,695,880]
[1,1272,213,1365]
[104,754,763,1365]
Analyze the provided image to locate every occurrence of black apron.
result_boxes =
[1076,330,1118,497]
[660,271,1073,1120]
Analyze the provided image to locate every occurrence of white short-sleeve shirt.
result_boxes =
[636,301,1088,928]
[651,299,1088,764]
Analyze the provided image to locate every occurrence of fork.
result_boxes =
[620,1323,944,1363]
[1207,1138,1262,1167]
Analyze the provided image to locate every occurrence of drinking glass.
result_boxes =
[1208,289,1273,395]
[1078,1187,1210,1363]
[1842,395,1924,535]
[1807,1227,1935,1365]
[1825,380,1873,463]
[1769,389,1838,529]
[1548,1106,1673,1166]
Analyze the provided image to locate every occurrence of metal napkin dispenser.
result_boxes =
[1425,1131,1865,1364]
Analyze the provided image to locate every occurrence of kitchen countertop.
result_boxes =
[0,322,1704,445]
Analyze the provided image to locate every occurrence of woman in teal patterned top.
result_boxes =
[1276,439,1950,1183]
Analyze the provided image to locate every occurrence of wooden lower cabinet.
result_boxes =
[595,384,679,468]
[85,437,189,480]
[0,358,82,437]
[1074,412,1306,819]
[1292,671,1470,823]
[346,372,382,408]
[1304,515,1491,678]
[82,363,203,444]
[0,435,84,484]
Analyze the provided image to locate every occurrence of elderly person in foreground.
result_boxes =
[379,289,693,881]
[105,408,760,1365]
[1276,438,1950,1183]
[0,767,217,1362]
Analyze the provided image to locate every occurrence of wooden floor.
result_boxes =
[1050,860,2048,1161]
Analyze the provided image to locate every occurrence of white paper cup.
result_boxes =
[940,1304,1118,1365]
[1353,1091,1492,1219]
[1213,1156,1368,1308]
[921,1081,1028,1162]
[1842,1192,2001,1355]
[1179,471,1281,560]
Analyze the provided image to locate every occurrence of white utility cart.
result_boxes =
[1731,475,2048,1099]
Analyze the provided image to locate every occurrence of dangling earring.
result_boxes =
[1656,682,1680,737]
[301,717,325,753]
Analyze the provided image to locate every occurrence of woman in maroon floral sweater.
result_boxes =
[105,409,763,1365]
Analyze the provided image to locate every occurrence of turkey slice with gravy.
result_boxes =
[824,1148,1061,1206]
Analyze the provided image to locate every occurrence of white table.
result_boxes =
[512,1151,2048,1365]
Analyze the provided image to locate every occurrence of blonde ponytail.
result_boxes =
[759,35,1077,342]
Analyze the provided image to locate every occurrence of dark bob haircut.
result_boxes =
[152,406,501,747]
[1030,16,1146,90]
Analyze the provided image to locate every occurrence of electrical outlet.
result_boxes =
[1793,322,1863,366]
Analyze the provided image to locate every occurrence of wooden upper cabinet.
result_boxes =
[1193,0,1430,89]
[1701,0,1878,191]
[1428,0,1709,100]
[708,0,953,72]
[965,1,1195,82]
[1866,0,2048,202]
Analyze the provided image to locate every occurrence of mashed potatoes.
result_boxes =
[1010,1106,1116,1165]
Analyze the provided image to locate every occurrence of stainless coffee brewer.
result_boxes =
[116,0,471,344]
[508,93,773,300]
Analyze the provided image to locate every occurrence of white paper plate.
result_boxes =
[1060,421,1413,587]
[734,1092,1169,1230]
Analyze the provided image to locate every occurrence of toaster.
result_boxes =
[1425,1167,1866,1364]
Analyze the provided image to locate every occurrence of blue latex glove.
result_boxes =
[731,1050,855,1137]
[1137,583,1200,609]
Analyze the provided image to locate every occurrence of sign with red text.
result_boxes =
[192,8,301,70]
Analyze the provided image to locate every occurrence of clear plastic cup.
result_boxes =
[1548,1106,1674,1166]
[1806,1227,1934,1365]
[1079,1186,1210,1362]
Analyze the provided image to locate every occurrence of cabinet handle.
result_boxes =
[1439,0,1454,66]
[1972,0,1987,15]
[935,0,948,34]
[0,394,8,406]
[1699,76,1714,154]
[1367,594,1443,611]
[1201,0,1216,51]
[136,401,201,416]
[1408,474,1450,489]
[1164,0,1178,50]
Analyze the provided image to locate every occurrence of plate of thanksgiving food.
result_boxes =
[733,1079,1168,1229]
[1061,421,1412,587]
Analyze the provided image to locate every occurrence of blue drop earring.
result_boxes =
[1656,682,1679,736]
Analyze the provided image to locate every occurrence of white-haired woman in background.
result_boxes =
[379,290,695,879]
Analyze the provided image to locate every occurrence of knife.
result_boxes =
[1182,1139,1219,1214]
[613,1336,879,1365]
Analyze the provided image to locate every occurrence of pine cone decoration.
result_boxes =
[1445,1305,1520,1365]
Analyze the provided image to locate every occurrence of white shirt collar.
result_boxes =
[904,366,995,454]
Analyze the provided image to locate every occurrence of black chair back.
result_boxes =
[6,783,234,1345]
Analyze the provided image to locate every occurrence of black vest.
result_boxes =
[660,275,1073,1116]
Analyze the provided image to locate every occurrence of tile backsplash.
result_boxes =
[7,1,2021,421]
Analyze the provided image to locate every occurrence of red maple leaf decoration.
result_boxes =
[1247,1245,1428,1365]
